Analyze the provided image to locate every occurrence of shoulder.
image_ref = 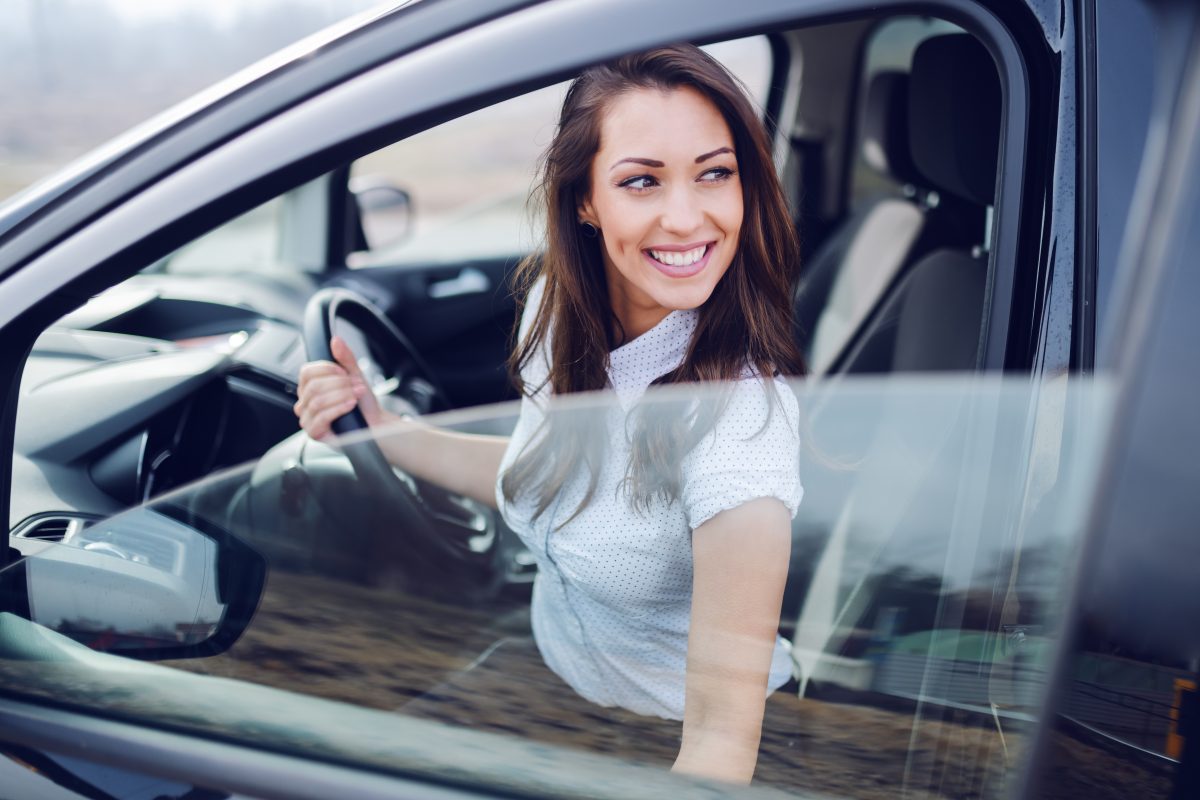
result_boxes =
[678,373,804,529]
[712,371,801,444]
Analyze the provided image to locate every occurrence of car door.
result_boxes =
[0,0,1165,797]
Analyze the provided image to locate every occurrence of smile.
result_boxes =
[643,242,714,278]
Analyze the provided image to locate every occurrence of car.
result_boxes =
[0,0,1198,797]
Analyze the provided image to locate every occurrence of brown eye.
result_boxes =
[618,175,658,191]
[699,167,735,182]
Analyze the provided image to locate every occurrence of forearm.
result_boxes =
[673,706,765,783]
[674,497,792,784]
[372,410,509,509]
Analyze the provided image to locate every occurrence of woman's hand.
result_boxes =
[294,335,508,508]
[293,336,385,440]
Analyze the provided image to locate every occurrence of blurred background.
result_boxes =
[0,0,383,201]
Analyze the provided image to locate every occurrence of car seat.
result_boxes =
[799,33,1001,376]
[795,70,927,373]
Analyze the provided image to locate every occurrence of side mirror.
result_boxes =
[351,175,414,252]
[1,504,265,660]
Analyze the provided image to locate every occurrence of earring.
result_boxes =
[580,221,599,239]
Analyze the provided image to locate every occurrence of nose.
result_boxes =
[659,183,704,236]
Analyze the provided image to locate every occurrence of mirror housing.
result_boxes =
[1,504,265,660]
[351,175,413,251]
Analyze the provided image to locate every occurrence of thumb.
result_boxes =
[330,336,364,377]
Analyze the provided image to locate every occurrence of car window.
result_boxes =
[1093,0,1158,361]
[787,15,1002,377]
[1,376,1116,798]
[847,16,962,207]
[155,195,285,275]
[151,175,334,276]
[1033,92,1200,795]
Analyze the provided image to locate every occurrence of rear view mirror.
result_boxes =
[1,505,265,660]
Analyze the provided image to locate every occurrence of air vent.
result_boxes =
[14,515,91,542]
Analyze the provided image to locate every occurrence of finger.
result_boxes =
[299,373,356,403]
[300,396,358,438]
[295,384,358,425]
[330,336,365,379]
[297,361,346,393]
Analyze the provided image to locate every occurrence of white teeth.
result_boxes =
[649,245,706,266]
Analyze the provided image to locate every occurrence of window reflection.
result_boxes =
[0,376,1116,798]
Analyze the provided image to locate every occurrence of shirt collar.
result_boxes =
[607,309,698,409]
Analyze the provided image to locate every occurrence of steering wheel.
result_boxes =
[301,288,490,574]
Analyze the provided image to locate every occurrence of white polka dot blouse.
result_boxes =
[495,281,804,720]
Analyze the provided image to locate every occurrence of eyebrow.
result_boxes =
[609,147,735,172]
[610,157,664,171]
[695,146,734,163]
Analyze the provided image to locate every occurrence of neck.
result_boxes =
[613,305,672,347]
[605,256,675,346]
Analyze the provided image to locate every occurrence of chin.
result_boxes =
[648,280,720,312]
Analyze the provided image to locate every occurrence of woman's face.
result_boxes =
[579,86,743,336]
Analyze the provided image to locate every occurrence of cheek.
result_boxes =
[598,201,648,258]
[723,192,745,238]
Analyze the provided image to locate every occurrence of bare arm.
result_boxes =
[294,336,508,509]
[672,497,792,784]
[372,414,508,509]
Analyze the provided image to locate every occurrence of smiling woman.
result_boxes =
[294,43,804,785]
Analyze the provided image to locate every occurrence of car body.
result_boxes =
[0,0,1199,798]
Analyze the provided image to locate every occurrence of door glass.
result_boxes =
[1,376,1115,798]
[1,15,1091,800]
[1034,101,1200,798]
[848,16,962,205]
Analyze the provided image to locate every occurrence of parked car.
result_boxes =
[1,0,1198,798]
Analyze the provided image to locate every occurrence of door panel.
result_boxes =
[329,258,520,408]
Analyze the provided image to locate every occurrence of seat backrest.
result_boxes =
[795,71,927,373]
[839,33,1002,375]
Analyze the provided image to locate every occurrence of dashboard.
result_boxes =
[9,275,315,541]
[8,269,529,600]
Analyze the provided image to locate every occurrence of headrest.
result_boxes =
[908,34,1002,205]
[861,71,919,185]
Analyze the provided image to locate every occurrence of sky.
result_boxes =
[102,0,388,27]
[0,0,389,199]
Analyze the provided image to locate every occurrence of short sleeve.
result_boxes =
[680,376,804,530]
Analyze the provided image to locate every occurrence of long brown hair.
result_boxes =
[501,43,804,521]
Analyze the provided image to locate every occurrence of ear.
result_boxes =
[577,195,598,227]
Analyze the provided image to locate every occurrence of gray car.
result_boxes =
[0,0,1198,798]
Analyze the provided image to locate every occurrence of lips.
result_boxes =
[642,242,714,278]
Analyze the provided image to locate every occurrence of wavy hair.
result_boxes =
[500,44,804,522]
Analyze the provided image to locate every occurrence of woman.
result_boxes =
[294,44,804,784]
